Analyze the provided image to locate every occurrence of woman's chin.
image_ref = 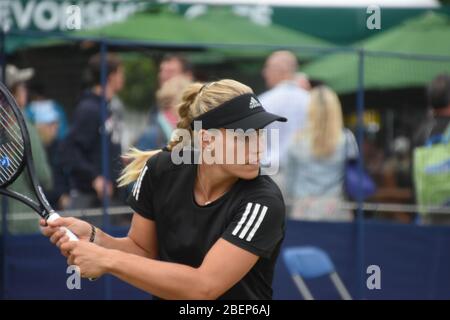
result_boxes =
[240,164,260,179]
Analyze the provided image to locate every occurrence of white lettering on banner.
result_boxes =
[34,1,60,31]
[6,0,145,32]
[11,0,34,30]
[232,5,273,26]
[0,0,12,31]
[85,1,103,29]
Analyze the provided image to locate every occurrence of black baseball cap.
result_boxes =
[190,93,287,130]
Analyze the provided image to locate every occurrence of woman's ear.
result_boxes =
[200,129,213,151]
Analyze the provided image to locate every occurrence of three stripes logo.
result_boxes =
[132,165,148,201]
[249,97,262,109]
[232,202,268,242]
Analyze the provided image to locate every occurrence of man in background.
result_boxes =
[413,73,450,225]
[135,75,191,150]
[25,83,68,141]
[62,53,125,209]
[259,51,310,177]
[158,54,193,87]
[34,104,70,211]
[295,72,312,91]
[134,54,194,149]
[414,73,450,146]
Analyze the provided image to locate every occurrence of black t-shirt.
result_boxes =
[127,151,286,300]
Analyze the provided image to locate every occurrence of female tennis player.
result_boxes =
[41,79,287,300]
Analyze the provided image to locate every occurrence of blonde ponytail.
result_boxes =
[307,86,343,158]
[118,79,252,187]
[117,148,161,187]
[166,82,203,151]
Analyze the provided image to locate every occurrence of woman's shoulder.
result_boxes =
[241,175,285,205]
[236,175,286,223]
[146,150,180,172]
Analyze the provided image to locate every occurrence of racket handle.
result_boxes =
[47,212,97,281]
[47,212,98,281]
[47,213,79,241]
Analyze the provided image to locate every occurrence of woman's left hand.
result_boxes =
[61,241,113,279]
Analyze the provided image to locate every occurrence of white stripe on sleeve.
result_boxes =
[246,205,268,241]
[239,203,261,239]
[232,202,253,236]
[134,166,148,201]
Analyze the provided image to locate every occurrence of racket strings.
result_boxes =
[0,104,24,144]
[0,100,25,185]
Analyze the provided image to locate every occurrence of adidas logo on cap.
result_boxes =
[249,97,262,109]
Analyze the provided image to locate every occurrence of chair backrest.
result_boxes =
[283,246,335,279]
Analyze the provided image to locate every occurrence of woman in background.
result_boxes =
[284,86,358,221]
[135,75,191,150]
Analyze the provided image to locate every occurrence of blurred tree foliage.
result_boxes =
[119,54,157,111]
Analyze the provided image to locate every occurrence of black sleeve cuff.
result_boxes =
[221,234,272,259]
[127,197,154,221]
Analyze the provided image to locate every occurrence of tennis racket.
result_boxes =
[0,81,78,241]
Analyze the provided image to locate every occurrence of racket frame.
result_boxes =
[0,81,55,220]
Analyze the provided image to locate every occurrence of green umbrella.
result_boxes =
[3,34,63,54]
[303,12,450,94]
[75,8,331,57]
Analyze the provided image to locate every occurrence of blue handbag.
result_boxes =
[345,159,376,201]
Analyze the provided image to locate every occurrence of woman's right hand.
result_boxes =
[40,217,92,250]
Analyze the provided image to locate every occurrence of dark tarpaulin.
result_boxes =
[2,220,450,299]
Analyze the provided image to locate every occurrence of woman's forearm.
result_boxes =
[105,250,214,300]
[96,229,154,258]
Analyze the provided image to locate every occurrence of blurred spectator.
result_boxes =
[158,54,193,87]
[4,65,52,233]
[384,136,413,192]
[25,83,68,140]
[5,65,33,107]
[134,54,194,152]
[61,53,124,209]
[109,95,127,152]
[362,132,386,187]
[413,73,450,225]
[295,72,312,91]
[135,75,191,150]
[374,136,414,223]
[414,73,450,146]
[259,51,310,172]
[284,86,358,221]
[34,104,71,210]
